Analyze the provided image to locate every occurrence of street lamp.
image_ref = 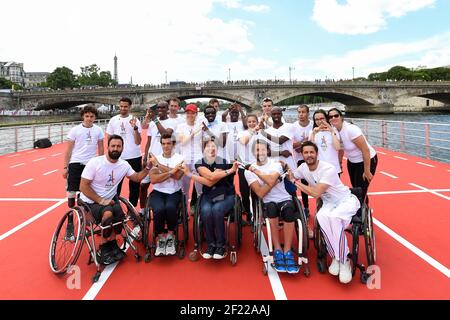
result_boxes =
[165,71,167,84]
[352,67,355,81]
[289,66,295,83]
[228,68,231,81]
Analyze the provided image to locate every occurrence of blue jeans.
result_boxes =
[200,194,235,248]
[149,190,181,235]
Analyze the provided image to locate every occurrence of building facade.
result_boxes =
[1,62,49,88]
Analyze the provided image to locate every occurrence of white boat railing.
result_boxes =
[347,118,450,163]
[1,117,449,163]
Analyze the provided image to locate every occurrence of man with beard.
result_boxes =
[80,135,151,265]
[106,97,142,207]
[290,141,360,284]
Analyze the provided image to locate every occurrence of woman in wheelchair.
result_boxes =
[183,139,238,260]
[79,135,151,265]
[148,133,185,256]
[245,139,299,274]
[291,141,360,284]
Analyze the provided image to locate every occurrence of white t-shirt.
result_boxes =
[294,160,350,204]
[106,114,142,160]
[152,153,184,194]
[309,128,342,173]
[169,115,186,153]
[338,121,376,163]
[67,124,104,165]
[80,155,135,204]
[292,120,313,163]
[237,130,258,164]
[147,118,177,157]
[175,122,203,164]
[202,119,229,160]
[245,159,291,204]
[225,121,245,161]
[263,123,297,171]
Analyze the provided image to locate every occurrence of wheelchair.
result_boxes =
[142,192,188,262]
[189,194,243,265]
[253,194,310,276]
[49,197,143,283]
[313,187,376,284]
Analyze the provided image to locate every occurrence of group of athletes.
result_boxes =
[63,96,377,284]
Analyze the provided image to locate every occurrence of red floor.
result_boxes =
[0,136,449,300]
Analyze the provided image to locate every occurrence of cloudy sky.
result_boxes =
[2,0,449,84]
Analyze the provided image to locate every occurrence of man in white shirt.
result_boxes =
[201,105,229,162]
[291,141,360,284]
[223,103,246,161]
[291,104,314,219]
[148,133,185,256]
[168,97,186,127]
[106,97,142,207]
[80,135,151,265]
[245,140,299,274]
[63,105,104,240]
[140,101,177,214]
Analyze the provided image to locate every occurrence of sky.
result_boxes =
[2,0,450,84]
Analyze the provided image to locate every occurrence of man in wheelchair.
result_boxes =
[290,141,360,284]
[79,134,151,265]
[245,140,299,274]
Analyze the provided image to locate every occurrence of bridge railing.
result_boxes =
[0,119,111,155]
[347,118,450,163]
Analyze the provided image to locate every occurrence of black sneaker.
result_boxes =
[97,244,115,265]
[202,245,215,259]
[110,240,126,261]
[213,247,226,260]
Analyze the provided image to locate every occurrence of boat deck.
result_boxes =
[0,134,449,300]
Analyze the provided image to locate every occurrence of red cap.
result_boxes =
[185,104,198,113]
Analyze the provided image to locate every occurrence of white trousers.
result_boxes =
[316,195,360,262]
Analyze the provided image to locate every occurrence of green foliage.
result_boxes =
[0,77,23,90]
[44,67,78,89]
[78,64,117,87]
[368,65,450,81]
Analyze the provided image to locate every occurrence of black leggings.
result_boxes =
[117,156,142,207]
[347,155,378,202]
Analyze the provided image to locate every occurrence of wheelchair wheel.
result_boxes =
[234,196,243,248]
[293,197,309,252]
[143,201,152,263]
[181,194,189,244]
[364,206,376,266]
[118,197,142,242]
[253,200,263,253]
[49,207,85,274]
[351,225,360,276]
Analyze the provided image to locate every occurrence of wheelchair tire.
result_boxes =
[351,225,360,276]
[234,196,243,248]
[293,197,309,253]
[49,207,85,274]
[253,200,263,253]
[181,195,189,244]
[364,206,376,266]
[119,197,142,242]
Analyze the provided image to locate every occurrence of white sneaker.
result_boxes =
[339,259,352,284]
[155,235,166,256]
[328,258,340,276]
[165,234,176,256]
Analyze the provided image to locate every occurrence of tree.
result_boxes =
[45,67,78,89]
[0,77,14,89]
[78,64,117,87]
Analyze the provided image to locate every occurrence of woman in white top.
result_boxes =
[309,109,343,176]
[175,104,203,210]
[148,133,185,257]
[237,114,259,223]
[328,108,378,201]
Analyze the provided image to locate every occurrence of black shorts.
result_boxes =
[263,200,297,223]
[87,201,124,224]
[67,163,85,192]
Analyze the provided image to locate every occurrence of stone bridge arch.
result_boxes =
[394,88,450,105]
[25,96,118,110]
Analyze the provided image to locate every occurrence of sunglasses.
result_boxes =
[263,97,273,102]
[329,114,340,119]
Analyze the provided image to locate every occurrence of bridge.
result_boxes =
[5,81,450,113]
